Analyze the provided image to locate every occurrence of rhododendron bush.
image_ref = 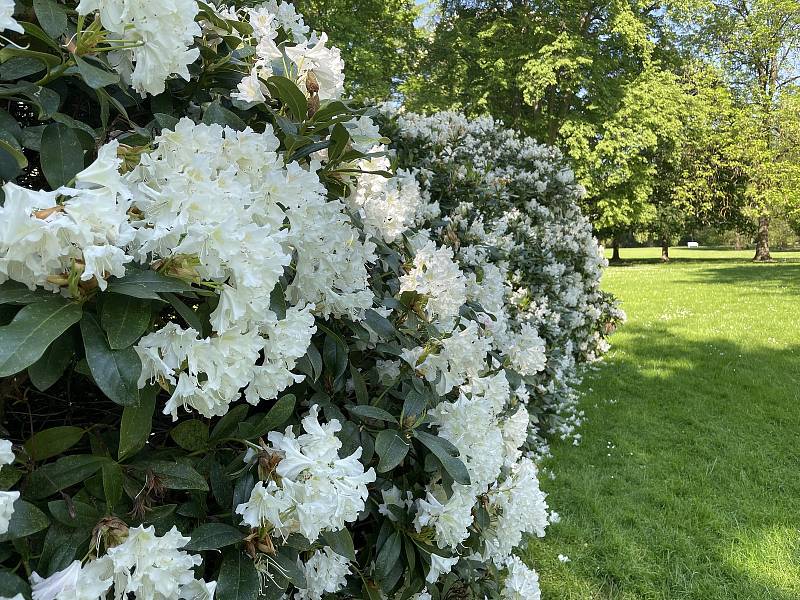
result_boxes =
[0,2,617,599]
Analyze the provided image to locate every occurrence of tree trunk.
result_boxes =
[753,215,772,261]
[661,241,670,262]
[734,232,743,251]
[611,239,621,263]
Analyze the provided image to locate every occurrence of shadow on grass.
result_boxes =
[676,262,800,291]
[537,321,800,600]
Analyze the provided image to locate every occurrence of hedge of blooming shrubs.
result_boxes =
[0,2,618,599]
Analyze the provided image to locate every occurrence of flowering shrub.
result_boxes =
[380,110,626,439]
[0,2,617,600]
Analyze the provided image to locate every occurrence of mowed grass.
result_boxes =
[526,247,800,599]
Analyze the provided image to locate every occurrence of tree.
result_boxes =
[401,0,690,258]
[292,0,422,99]
[646,63,749,261]
[671,0,800,260]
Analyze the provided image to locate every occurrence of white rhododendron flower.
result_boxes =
[483,458,550,564]
[426,554,459,584]
[232,68,268,103]
[506,323,547,376]
[1,0,23,34]
[76,0,201,96]
[414,485,476,550]
[0,141,134,293]
[0,440,17,536]
[501,556,541,600]
[236,405,376,541]
[285,33,345,99]
[404,321,492,395]
[32,525,213,600]
[400,241,467,324]
[294,547,350,600]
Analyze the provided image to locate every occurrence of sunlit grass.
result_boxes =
[526,247,800,599]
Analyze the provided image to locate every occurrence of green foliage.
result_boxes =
[292,0,423,99]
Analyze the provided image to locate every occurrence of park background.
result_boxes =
[287,1,800,597]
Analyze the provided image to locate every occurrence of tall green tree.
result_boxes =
[671,0,800,260]
[646,64,749,261]
[401,0,690,257]
[292,0,422,99]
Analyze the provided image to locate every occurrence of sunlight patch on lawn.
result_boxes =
[726,526,800,595]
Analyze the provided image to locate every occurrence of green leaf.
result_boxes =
[375,429,410,473]
[47,499,101,529]
[101,293,151,349]
[40,123,84,188]
[350,364,368,405]
[170,420,209,451]
[146,461,208,491]
[0,281,52,305]
[216,548,261,600]
[0,571,30,598]
[26,455,108,500]
[81,313,141,406]
[118,386,156,460]
[0,297,82,377]
[28,331,75,391]
[73,55,120,89]
[237,394,295,439]
[102,461,124,512]
[347,404,398,424]
[33,0,68,39]
[0,500,49,542]
[202,101,246,130]
[24,426,84,462]
[185,523,245,551]
[364,309,396,339]
[38,523,88,577]
[0,82,60,119]
[414,430,471,486]
[321,528,356,562]
[266,76,308,122]
[375,530,402,582]
[106,269,194,300]
[161,292,204,332]
[322,333,348,379]
[210,404,248,442]
[0,138,26,168]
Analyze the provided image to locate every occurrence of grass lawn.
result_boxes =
[527,247,800,599]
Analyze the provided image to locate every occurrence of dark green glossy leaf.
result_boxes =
[185,523,244,551]
[28,331,75,391]
[25,456,108,499]
[266,75,308,121]
[347,404,398,424]
[81,313,141,406]
[106,269,194,300]
[33,0,68,38]
[146,461,208,491]
[0,297,82,377]
[23,426,84,462]
[40,123,84,188]
[216,548,260,600]
[414,430,471,486]
[73,55,120,89]
[170,420,209,451]
[118,386,156,460]
[0,500,49,542]
[238,394,295,439]
[101,294,151,350]
[375,429,410,473]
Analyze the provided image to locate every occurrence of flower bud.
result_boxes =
[305,70,320,94]
[92,516,130,551]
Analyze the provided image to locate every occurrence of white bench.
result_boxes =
[687,241,699,248]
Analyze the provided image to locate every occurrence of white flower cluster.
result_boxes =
[76,0,201,96]
[125,118,374,418]
[400,241,467,324]
[390,109,622,439]
[0,440,18,536]
[348,148,439,243]
[217,1,344,103]
[30,525,215,600]
[236,405,376,542]
[0,141,134,292]
[294,547,350,600]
